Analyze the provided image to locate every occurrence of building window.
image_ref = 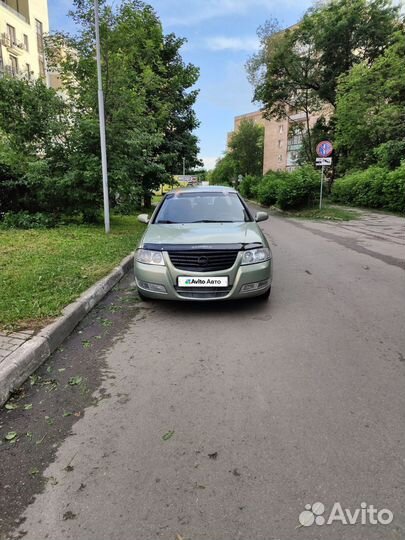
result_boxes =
[279,125,283,134]
[278,154,283,162]
[6,24,16,45]
[23,34,29,51]
[26,63,31,79]
[38,56,45,78]
[278,140,283,148]
[10,55,18,76]
[287,126,304,151]
[35,19,44,54]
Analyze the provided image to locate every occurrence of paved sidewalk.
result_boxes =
[0,330,35,365]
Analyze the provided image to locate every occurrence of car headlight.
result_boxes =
[241,248,271,265]
[136,249,165,266]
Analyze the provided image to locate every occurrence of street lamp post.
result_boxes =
[182,157,186,176]
[94,0,110,233]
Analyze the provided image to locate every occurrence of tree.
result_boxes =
[247,0,401,171]
[247,23,321,163]
[228,119,264,176]
[0,78,69,214]
[335,31,405,172]
[0,77,68,157]
[46,0,200,215]
[300,0,401,106]
[210,153,236,185]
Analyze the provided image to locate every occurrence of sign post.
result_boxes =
[316,141,333,209]
[94,0,110,233]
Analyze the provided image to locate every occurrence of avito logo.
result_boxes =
[298,501,393,527]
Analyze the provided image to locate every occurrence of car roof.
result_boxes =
[167,185,238,195]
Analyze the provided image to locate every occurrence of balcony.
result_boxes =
[1,33,25,55]
[289,112,307,122]
[0,0,28,22]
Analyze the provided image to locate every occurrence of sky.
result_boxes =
[48,0,314,170]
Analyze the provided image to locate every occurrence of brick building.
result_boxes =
[231,109,321,175]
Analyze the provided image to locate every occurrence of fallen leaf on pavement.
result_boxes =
[68,376,83,386]
[36,434,47,445]
[162,430,175,441]
[5,403,18,410]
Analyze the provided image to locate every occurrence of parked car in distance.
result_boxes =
[134,186,272,301]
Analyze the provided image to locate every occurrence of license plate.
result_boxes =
[178,276,228,287]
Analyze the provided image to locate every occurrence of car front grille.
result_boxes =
[175,286,232,299]
[168,250,239,272]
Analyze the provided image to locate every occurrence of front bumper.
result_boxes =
[134,251,272,301]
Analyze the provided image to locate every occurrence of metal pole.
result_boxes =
[182,157,186,176]
[319,165,324,209]
[94,0,110,233]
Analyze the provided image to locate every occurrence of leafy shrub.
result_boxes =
[245,167,320,209]
[374,140,405,170]
[383,166,405,213]
[276,166,319,210]
[239,175,260,199]
[0,211,57,229]
[331,176,354,205]
[256,173,284,206]
[332,165,404,213]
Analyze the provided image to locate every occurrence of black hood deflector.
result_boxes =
[143,242,263,252]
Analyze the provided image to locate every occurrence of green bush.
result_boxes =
[276,166,319,210]
[383,166,405,213]
[239,175,260,199]
[244,167,320,210]
[0,211,57,229]
[374,140,405,170]
[332,165,404,213]
[256,173,284,206]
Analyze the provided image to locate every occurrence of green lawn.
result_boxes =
[0,216,145,331]
[286,205,361,221]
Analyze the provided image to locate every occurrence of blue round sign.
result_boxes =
[316,140,333,158]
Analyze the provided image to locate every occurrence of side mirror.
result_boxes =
[255,211,268,223]
[138,214,149,224]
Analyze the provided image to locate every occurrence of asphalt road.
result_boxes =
[2,208,405,540]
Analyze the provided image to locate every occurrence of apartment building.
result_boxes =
[232,109,321,175]
[0,0,49,83]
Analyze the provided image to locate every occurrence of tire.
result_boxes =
[258,286,271,300]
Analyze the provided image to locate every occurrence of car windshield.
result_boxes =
[154,192,251,224]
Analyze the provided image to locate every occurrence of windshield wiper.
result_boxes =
[156,220,177,224]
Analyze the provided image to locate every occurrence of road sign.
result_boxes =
[237,174,243,183]
[316,157,332,166]
[316,152,332,210]
[316,140,333,158]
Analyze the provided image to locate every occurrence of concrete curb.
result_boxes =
[0,252,134,406]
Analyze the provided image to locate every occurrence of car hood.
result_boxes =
[140,222,266,249]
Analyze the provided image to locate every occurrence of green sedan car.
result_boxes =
[134,186,273,301]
